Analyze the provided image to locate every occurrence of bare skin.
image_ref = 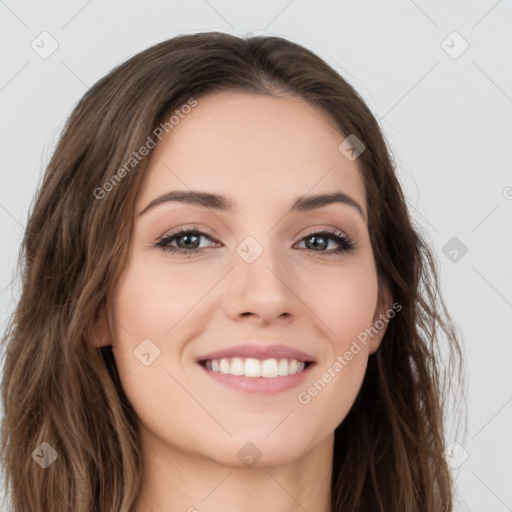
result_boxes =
[92,91,391,512]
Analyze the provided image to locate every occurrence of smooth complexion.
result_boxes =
[92,91,391,512]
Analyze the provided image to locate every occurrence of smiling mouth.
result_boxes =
[199,357,313,378]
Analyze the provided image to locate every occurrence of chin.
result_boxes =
[207,430,320,469]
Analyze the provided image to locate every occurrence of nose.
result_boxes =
[223,244,297,325]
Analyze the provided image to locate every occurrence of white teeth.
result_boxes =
[261,358,278,378]
[219,359,230,374]
[230,357,245,376]
[244,358,261,377]
[203,357,308,378]
[278,358,289,376]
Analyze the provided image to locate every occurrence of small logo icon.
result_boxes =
[236,236,263,263]
[338,134,365,161]
[133,338,161,366]
[236,442,262,467]
[31,31,59,59]
[32,442,59,468]
[443,441,469,469]
[441,31,469,59]
[442,237,468,263]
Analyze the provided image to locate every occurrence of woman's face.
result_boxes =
[101,91,391,468]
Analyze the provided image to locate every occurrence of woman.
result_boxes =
[0,31,465,511]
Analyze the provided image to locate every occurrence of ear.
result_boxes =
[89,304,113,348]
[368,284,393,355]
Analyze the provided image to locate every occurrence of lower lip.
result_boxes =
[198,363,314,395]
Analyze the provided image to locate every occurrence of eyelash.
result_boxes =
[154,227,356,258]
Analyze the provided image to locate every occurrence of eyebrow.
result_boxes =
[138,189,366,220]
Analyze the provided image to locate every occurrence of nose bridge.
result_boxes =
[224,232,296,321]
[235,233,287,289]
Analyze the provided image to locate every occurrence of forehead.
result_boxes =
[136,91,366,216]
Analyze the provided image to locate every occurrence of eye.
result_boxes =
[154,228,218,256]
[154,227,355,257]
[295,228,355,256]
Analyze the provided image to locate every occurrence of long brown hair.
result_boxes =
[0,31,465,511]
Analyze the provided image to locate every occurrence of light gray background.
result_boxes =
[1,1,511,511]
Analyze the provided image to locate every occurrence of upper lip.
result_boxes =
[197,343,316,363]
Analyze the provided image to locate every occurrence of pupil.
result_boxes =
[309,235,326,250]
[179,234,199,248]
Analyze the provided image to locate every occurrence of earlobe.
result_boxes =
[89,305,113,348]
[368,285,393,355]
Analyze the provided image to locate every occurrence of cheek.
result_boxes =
[295,264,377,424]
[108,259,206,436]
[111,257,212,342]
[302,261,379,346]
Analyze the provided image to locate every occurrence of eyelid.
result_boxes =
[158,224,219,240]
[157,223,353,244]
